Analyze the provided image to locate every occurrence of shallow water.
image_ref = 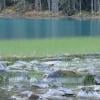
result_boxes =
[0,18,100,39]
[0,56,100,99]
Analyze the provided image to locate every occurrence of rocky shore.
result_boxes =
[0,53,100,100]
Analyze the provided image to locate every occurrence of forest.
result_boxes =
[0,0,100,16]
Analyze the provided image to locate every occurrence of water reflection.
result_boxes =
[0,18,100,39]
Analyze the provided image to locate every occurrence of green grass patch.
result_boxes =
[0,37,100,57]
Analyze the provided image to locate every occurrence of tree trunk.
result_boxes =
[94,0,97,12]
[4,0,6,8]
[91,0,94,14]
[72,0,76,11]
[79,0,81,14]
[98,0,100,12]
[47,0,51,11]
[23,0,26,9]
[35,0,41,11]
[51,0,59,13]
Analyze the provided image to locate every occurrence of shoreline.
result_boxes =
[0,10,66,20]
[1,14,100,20]
[0,10,100,20]
[0,53,100,62]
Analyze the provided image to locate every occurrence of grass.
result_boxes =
[0,37,100,57]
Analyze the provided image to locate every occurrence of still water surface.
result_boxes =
[0,18,100,39]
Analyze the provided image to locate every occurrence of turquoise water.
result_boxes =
[0,18,100,39]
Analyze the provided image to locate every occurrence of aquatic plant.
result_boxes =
[83,74,95,85]
[0,74,4,84]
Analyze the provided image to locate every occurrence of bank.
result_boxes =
[1,7,100,20]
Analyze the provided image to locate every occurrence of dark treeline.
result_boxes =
[0,0,100,15]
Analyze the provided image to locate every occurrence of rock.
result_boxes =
[41,88,75,100]
[77,87,100,99]
[95,75,100,85]
[8,61,29,70]
[41,61,66,67]
[31,81,48,90]
[47,89,64,96]
[77,88,89,99]
[0,61,10,66]
[41,89,64,99]
[31,84,43,90]
[9,95,26,100]
[94,85,100,91]
[30,60,40,65]
[28,94,39,100]
[0,63,7,72]
[47,70,80,78]
[31,83,48,94]
[20,91,33,97]
[45,96,68,100]
[42,88,75,98]
[58,87,75,97]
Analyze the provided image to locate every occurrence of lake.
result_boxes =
[0,18,100,39]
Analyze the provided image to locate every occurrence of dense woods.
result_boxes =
[0,0,100,16]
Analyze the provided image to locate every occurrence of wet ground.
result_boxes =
[0,54,100,100]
